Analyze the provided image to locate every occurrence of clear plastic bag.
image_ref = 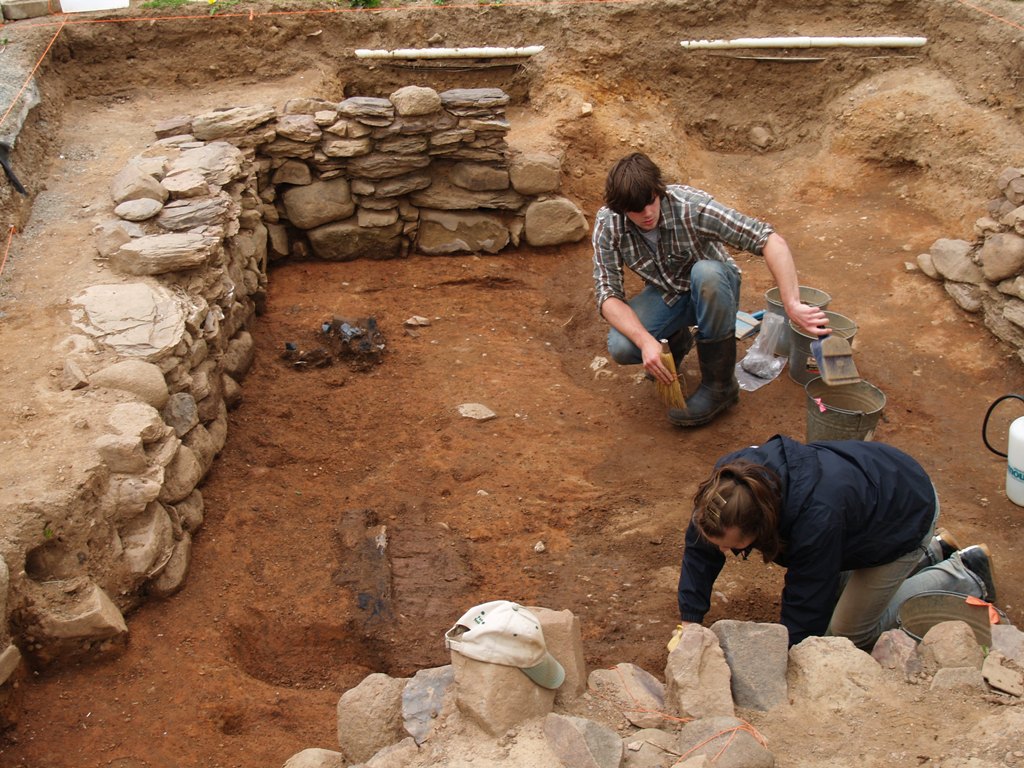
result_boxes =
[740,312,786,380]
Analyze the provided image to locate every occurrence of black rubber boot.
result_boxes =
[667,336,739,427]
[667,325,694,368]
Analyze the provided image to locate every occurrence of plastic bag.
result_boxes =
[740,312,786,379]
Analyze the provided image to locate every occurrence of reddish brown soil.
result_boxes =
[1,2,1024,766]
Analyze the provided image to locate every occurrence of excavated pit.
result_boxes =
[1,1,1024,766]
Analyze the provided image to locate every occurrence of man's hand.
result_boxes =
[761,233,831,337]
[641,336,677,385]
[601,297,679,383]
[787,301,830,337]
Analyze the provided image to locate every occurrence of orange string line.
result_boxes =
[673,723,768,766]
[592,664,768,763]
[6,0,1020,33]
[606,663,692,724]
[953,0,1024,33]
[0,15,66,134]
[0,2,1015,292]
[0,226,16,281]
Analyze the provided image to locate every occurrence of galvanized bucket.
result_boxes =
[805,377,886,442]
[897,590,1009,646]
[764,286,831,357]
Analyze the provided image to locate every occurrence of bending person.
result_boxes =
[675,434,996,650]
[591,152,828,427]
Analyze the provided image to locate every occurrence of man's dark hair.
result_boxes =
[604,152,667,214]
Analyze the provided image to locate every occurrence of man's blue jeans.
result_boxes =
[607,260,741,365]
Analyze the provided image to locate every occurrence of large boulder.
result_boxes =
[524,198,589,246]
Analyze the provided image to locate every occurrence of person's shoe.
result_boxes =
[933,527,960,561]
[667,336,739,427]
[912,527,962,575]
[959,544,997,603]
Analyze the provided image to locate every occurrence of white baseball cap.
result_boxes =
[444,600,565,690]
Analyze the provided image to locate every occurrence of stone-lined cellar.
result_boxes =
[0,84,588,679]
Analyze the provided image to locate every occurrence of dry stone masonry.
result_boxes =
[0,86,588,690]
[917,166,1024,362]
[161,86,587,263]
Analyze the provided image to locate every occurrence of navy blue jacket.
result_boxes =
[677,435,936,645]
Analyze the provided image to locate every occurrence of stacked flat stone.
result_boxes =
[917,166,1024,362]
[177,86,586,262]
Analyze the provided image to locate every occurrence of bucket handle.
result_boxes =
[982,394,1024,458]
[815,399,871,427]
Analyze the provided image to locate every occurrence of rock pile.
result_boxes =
[917,166,1024,362]
[281,611,1024,768]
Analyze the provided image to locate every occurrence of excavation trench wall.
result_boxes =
[5,0,1024,232]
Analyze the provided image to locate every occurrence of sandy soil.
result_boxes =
[1,1,1024,766]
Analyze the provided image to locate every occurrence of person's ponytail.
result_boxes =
[691,460,784,562]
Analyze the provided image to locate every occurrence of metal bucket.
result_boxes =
[805,377,886,442]
[897,590,1008,646]
[788,311,858,385]
[764,286,831,356]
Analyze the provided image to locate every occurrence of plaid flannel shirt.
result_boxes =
[591,184,775,312]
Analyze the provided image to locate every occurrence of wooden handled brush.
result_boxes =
[655,339,686,408]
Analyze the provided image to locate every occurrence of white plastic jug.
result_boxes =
[1009,414,1024,506]
[983,394,1024,507]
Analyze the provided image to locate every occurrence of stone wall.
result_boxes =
[159,85,588,263]
[917,167,1024,362]
[0,86,588,688]
[4,138,262,679]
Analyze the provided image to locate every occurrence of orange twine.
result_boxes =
[0,225,16,280]
[0,14,67,134]
[952,0,1024,33]
[4,0,643,31]
[3,0,1020,36]
[3,0,1016,34]
[585,664,769,765]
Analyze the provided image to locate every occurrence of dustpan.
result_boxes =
[810,334,861,386]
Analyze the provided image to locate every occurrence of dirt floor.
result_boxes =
[1,1,1024,766]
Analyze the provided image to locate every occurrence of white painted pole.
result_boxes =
[679,36,927,50]
[355,46,544,60]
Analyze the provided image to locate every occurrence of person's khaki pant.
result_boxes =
[826,492,940,650]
